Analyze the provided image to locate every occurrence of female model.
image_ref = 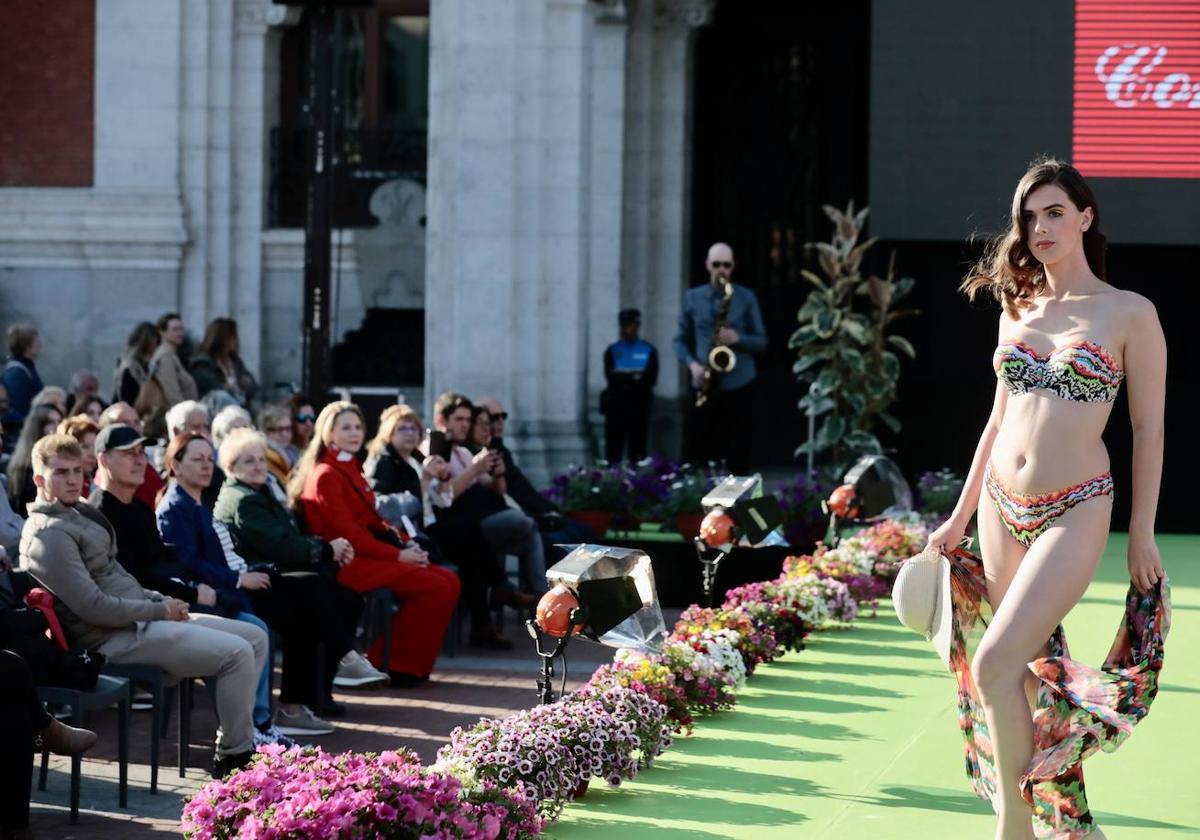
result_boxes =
[926,158,1168,840]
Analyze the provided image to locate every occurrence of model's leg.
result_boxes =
[976,488,1049,712]
[971,494,1112,840]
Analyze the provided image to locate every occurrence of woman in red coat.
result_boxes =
[291,402,460,686]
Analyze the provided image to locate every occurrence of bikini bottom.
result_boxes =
[984,461,1113,548]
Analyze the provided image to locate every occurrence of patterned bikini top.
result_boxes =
[993,339,1125,403]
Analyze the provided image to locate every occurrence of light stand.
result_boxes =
[692,538,730,608]
[525,606,588,705]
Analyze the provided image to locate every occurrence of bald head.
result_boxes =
[705,242,735,284]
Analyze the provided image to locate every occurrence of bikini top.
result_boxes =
[993,339,1124,403]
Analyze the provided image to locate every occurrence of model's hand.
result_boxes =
[1127,533,1165,595]
[195,584,217,607]
[925,515,969,556]
[717,326,740,346]
[688,361,706,389]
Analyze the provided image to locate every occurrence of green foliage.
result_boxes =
[791,201,918,476]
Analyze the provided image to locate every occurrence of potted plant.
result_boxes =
[660,465,712,539]
[546,464,627,536]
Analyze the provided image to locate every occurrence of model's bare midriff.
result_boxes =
[991,393,1114,492]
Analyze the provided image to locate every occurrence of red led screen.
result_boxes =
[1073,0,1200,178]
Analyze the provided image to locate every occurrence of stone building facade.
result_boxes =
[0,0,712,482]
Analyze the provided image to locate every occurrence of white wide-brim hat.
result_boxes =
[892,546,954,668]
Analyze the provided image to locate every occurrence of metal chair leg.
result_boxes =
[117,697,129,808]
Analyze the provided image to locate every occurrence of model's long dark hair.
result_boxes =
[961,158,1107,317]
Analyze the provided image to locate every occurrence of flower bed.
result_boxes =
[184,515,923,838]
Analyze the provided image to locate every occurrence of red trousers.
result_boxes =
[338,559,461,676]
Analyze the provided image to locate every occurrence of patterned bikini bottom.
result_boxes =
[984,461,1114,547]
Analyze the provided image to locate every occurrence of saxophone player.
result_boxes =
[672,242,767,473]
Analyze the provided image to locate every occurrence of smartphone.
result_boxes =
[427,429,451,461]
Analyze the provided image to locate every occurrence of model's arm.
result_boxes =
[1122,294,1167,592]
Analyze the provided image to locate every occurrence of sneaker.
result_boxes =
[333,650,389,688]
[254,723,296,749]
[131,686,154,711]
[469,625,514,650]
[273,705,335,736]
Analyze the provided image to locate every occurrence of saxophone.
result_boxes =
[694,277,737,409]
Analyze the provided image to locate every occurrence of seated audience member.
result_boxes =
[112,321,160,405]
[292,403,460,687]
[164,400,226,510]
[159,431,369,731]
[190,318,259,408]
[65,370,101,416]
[2,324,43,432]
[212,405,252,455]
[78,395,105,424]
[435,393,548,597]
[99,402,164,510]
[0,486,22,561]
[287,395,316,464]
[365,405,521,649]
[30,387,67,416]
[477,396,593,558]
[89,425,292,746]
[0,649,97,839]
[213,427,385,693]
[0,383,9,460]
[6,404,64,516]
[20,434,268,778]
[259,404,296,483]
[56,415,99,498]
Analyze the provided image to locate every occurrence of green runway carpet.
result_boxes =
[550,534,1200,839]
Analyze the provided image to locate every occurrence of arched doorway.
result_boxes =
[690,1,870,468]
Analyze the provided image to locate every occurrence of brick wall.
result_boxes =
[0,1,95,186]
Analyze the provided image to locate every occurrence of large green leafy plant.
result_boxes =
[790,202,918,476]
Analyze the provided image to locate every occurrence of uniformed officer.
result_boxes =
[601,309,659,463]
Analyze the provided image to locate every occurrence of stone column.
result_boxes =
[619,0,713,452]
[426,0,628,484]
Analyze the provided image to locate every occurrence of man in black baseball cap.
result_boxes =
[93,424,158,456]
[602,308,658,462]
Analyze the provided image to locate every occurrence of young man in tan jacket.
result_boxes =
[20,431,267,778]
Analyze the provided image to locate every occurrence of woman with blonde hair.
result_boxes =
[258,403,296,484]
[292,402,460,686]
[364,405,515,649]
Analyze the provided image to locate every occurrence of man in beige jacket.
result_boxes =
[20,432,266,778]
[149,312,198,406]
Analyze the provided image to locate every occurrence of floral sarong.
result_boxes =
[946,549,1170,838]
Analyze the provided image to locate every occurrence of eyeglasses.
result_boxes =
[710,261,732,269]
[296,414,316,423]
[395,423,420,434]
[268,425,293,434]
[491,412,508,421]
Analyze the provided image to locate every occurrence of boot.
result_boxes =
[488,587,539,610]
[35,718,97,756]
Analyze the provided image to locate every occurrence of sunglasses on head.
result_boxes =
[296,413,316,423]
[492,412,508,421]
[710,261,732,269]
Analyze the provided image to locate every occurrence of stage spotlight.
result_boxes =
[693,474,787,606]
[527,544,667,704]
[821,454,914,546]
